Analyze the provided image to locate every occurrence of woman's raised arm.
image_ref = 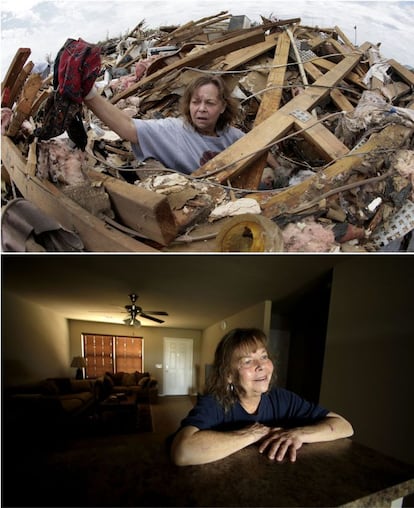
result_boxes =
[84,91,138,143]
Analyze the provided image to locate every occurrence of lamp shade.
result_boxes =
[71,356,86,368]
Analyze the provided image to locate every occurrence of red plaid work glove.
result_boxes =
[56,38,101,103]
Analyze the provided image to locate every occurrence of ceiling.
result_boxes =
[2,254,345,329]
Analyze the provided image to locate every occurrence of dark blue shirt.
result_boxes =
[180,388,329,432]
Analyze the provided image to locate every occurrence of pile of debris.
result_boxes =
[1,11,414,252]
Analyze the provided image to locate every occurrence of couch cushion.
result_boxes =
[50,377,72,394]
[59,392,94,413]
[70,379,92,393]
[41,379,60,395]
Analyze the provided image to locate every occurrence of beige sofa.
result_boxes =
[96,371,158,403]
[4,377,98,428]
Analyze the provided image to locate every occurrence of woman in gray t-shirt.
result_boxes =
[84,74,244,174]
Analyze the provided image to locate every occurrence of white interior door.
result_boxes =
[163,338,193,395]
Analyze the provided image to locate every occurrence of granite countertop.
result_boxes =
[148,437,414,507]
[19,432,413,507]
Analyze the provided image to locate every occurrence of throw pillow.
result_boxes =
[138,376,150,388]
[106,371,124,385]
[103,374,114,389]
[101,375,114,399]
[122,372,137,386]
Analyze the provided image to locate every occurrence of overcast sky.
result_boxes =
[1,0,413,79]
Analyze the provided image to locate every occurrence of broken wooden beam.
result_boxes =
[5,60,34,112]
[192,42,371,183]
[6,72,42,137]
[87,171,178,246]
[233,30,291,189]
[387,59,414,87]
[210,33,279,72]
[1,136,158,252]
[1,48,31,108]
[256,124,413,219]
[110,28,266,103]
[304,61,354,112]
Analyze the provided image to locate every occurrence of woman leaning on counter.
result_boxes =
[171,328,353,466]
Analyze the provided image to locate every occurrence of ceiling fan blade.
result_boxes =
[142,310,168,316]
[139,312,165,324]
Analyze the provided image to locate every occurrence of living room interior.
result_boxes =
[2,253,414,507]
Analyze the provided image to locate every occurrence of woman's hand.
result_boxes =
[258,428,304,462]
[258,413,354,462]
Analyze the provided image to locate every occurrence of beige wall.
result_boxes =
[199,300,272,389]
[68,320,202,395]
[321,256,414,465]
[2,291,71,385]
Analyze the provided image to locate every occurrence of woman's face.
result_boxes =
[189,83,226,136]
[231,344,274,399]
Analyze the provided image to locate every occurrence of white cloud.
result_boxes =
[1,0,413,79]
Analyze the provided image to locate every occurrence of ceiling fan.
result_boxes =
[123,293,168,326]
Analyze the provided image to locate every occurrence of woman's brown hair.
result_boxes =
[205,328,275,411]
[179,74,241,131]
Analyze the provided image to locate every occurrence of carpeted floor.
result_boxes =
[3,396,195,508]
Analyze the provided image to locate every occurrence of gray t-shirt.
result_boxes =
[132,117,244,174]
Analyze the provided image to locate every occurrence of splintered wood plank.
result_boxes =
[210,33,278,71]
[192,42,370,183]
[1,136,158,252]
[160,11,230,44]
[7,72,42,136]
[87,171,178,246]
[233,30,291,189]
[258,124,412,219]
[6,61,34,111]
[111,28,266,103]
[1,48,31,107]
[387,59,414,86]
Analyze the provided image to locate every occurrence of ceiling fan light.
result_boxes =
[124,316,141,327]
